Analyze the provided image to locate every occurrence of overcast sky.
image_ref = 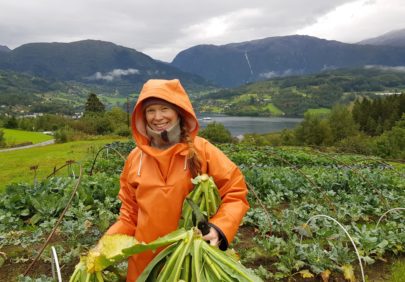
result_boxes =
[0,0,404,62]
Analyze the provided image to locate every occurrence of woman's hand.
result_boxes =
[202,227,220,247]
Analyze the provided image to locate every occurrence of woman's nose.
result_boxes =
[154,110,163,120]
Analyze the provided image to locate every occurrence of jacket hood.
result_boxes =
[132,79,199,148]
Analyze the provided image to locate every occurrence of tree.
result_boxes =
[106,107,131,136]
[73,114,112,135]
[352,98,370,132]
[328,104,358,142]
[199,122,233,143]
[374,114,405,159]
[4,116,18,129]
[85,93,105,114]
[0,129,5,147]
[294,112,333,146]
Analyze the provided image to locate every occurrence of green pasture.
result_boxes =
[264,103,283,115]
[305,108,331,115]
[0,138,128,192]
[99,93,139,106]
[1,128,54,146]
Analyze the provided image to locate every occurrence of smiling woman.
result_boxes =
[99,79,249,281]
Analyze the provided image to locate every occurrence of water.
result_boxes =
[196,113,302,137]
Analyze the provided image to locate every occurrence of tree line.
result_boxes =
[0,93,130,145]
[352,93,405,136]
[242,93,405,159]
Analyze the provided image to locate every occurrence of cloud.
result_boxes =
[0,0,403,61]
[259,69,293,79]
[181,8,261,41]
[296,0,405,43]
[364,65,405,72]
[259,71,279,79]
[87,68,140,81]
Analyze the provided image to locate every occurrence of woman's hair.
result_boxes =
[180,119,201,178]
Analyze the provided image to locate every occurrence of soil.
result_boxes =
[0,259,75,282]
[0,243,75,282]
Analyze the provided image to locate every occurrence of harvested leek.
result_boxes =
[138,228,262,282]
[180,174,221,230]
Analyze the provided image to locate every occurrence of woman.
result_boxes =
[106,79,249,281]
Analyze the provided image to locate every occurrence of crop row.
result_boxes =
[0,142,403,281]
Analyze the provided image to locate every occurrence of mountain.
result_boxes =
[358,28,405,47]
[0,40,212,94]
[171,35,405,87]
[0,45,10,52]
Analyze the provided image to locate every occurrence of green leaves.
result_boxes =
[138,230,263,282]
[180,174,221,230]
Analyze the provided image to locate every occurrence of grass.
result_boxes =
[0,138,128,192]
[1,128,54,146]
[99,93,138,106]
[390,259,405,282]
[305,108,331,115]
[264,103,283,115]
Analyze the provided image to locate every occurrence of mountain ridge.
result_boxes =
[1,29,405,91]
[0,45,10,52]
[0,39,212,94]
[358,28,405,47]
[171,34,405,87]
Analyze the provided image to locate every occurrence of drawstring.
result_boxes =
[137,151,143,176]
[184,156,187,170]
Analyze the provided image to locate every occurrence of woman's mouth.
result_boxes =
[153,123,169,131]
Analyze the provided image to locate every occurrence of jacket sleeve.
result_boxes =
[203,141,249,248]
[106,151,138,236]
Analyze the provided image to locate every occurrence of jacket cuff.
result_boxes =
[209,222,228,251]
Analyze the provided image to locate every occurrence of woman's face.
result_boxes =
[145,104,179,132]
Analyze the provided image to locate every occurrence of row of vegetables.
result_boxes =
[236,145,404,280]
[0,141,404,281]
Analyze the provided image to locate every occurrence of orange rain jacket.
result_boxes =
[106,79,249,281]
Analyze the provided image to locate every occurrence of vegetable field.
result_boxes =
[0,141,404,281]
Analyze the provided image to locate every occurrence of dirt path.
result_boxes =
[0,139,55,152]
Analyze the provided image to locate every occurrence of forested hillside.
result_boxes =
[195,68,405,117]
[0,70,100,115]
